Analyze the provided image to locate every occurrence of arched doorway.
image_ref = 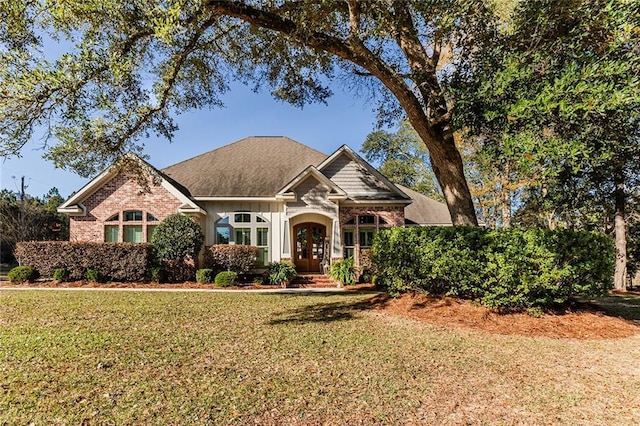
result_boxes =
[294,222,326,272]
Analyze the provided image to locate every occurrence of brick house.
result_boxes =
[58,136,452,272]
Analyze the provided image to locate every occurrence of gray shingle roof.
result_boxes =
[397,184,453,226]
[161,136,328,197]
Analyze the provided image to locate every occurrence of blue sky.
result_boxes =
[0,81,382,199]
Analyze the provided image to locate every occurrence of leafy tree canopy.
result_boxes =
[0,0,498,225]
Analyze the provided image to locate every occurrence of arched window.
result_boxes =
[215,212,271,266]
[104,210,159,243]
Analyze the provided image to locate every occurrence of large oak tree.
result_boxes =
[0,1,494,225]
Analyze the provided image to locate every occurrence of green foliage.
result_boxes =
[266,261,296,286]
[372,227,614,309]
[361,120,442,200]
[0,187,69,264]
[149,267,166,284]
[8,266,38,283]
[204,245,259,274]
[15,241,155,282]
[85,268,102,283]
[196,269,213,284]
[329,258,357,286]
[151,214,204,261]
[214,271,237,287]
[52,268,68,282]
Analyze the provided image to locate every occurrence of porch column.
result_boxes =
[331,218,341,259]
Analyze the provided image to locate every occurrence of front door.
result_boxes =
[294,223,326,272]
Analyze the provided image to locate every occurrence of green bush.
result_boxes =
[8,266,38,284]
[196,268,213,284]
[53,268,68,282]
[149,267,166,283]
[15,241,155,282]
[372,226,614,310]
[215,271,237,287]
[329,257,356,286]
[204,245,259,274]
[86,268,103,283]
[151,214,204,261]
[266,261,296,286]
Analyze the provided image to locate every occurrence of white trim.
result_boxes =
[194,196,280,202]
[57,204,87,216]
[57,153,205,216]
[276,165,347,199]
[341,199,412,206]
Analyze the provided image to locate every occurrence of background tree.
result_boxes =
[450,0,640,290]
[0,1,507,225]
[361,120,442,201]
[0,187,69,264]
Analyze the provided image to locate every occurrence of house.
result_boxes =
[57,136,452,272]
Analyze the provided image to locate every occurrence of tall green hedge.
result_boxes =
[372,227,614,310]
[15,241,155,282]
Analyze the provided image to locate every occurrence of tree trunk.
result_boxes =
[500,161,511,228]
[427,131,479,226]
[613,173,627,291]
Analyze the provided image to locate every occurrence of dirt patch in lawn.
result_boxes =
[367,292,640,340]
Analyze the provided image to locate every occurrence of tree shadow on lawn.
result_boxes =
[267,292,389,325]
[588,293,640,324]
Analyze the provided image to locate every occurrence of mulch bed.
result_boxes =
[366,292,640,340]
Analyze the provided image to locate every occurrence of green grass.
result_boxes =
[1,290,639,424]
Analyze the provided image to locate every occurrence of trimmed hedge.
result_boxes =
[8,266,38,283]
[204,245,259,274]
[215,271,237,287]
[196,268,213,284]
[15,241,155,282]
[372,227,614,310]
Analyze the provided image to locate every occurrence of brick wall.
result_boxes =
[338,205,405,228]
[69,174,183,242]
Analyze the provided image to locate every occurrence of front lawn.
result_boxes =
[1,290,639,424]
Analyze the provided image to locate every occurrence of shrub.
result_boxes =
[329,257,356,286]
[151,214,204,261]
[266,261,296,286]
[215,271,237,287]
[372,226,614,310]
[15,241,155,282]
[53,268,68,282]
[86,268,103,283]
[149,267,166,283]
[8,266,38,284]
[196,268,214,284]
[204,245,259,274]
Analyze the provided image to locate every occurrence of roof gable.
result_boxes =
[162,136,328,198]
[58,154,204,215]
[276,166,347,201]
[318,145,411,203]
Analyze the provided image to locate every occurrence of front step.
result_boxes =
[290,274,337,287]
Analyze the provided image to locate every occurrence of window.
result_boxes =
[105,225,119,242]
[124,210,143,221]
[234,213,251,223]
[343,229,355,258]
[257,227,269,266]
[147,225,158,242]
[235,228,251,245]
[104,210,159,243]
[215,213,271,265]
[359,229,375,247]
[358,215,375,225]
[124,225,143,243]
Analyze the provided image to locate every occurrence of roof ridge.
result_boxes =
[161,136,327,171]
